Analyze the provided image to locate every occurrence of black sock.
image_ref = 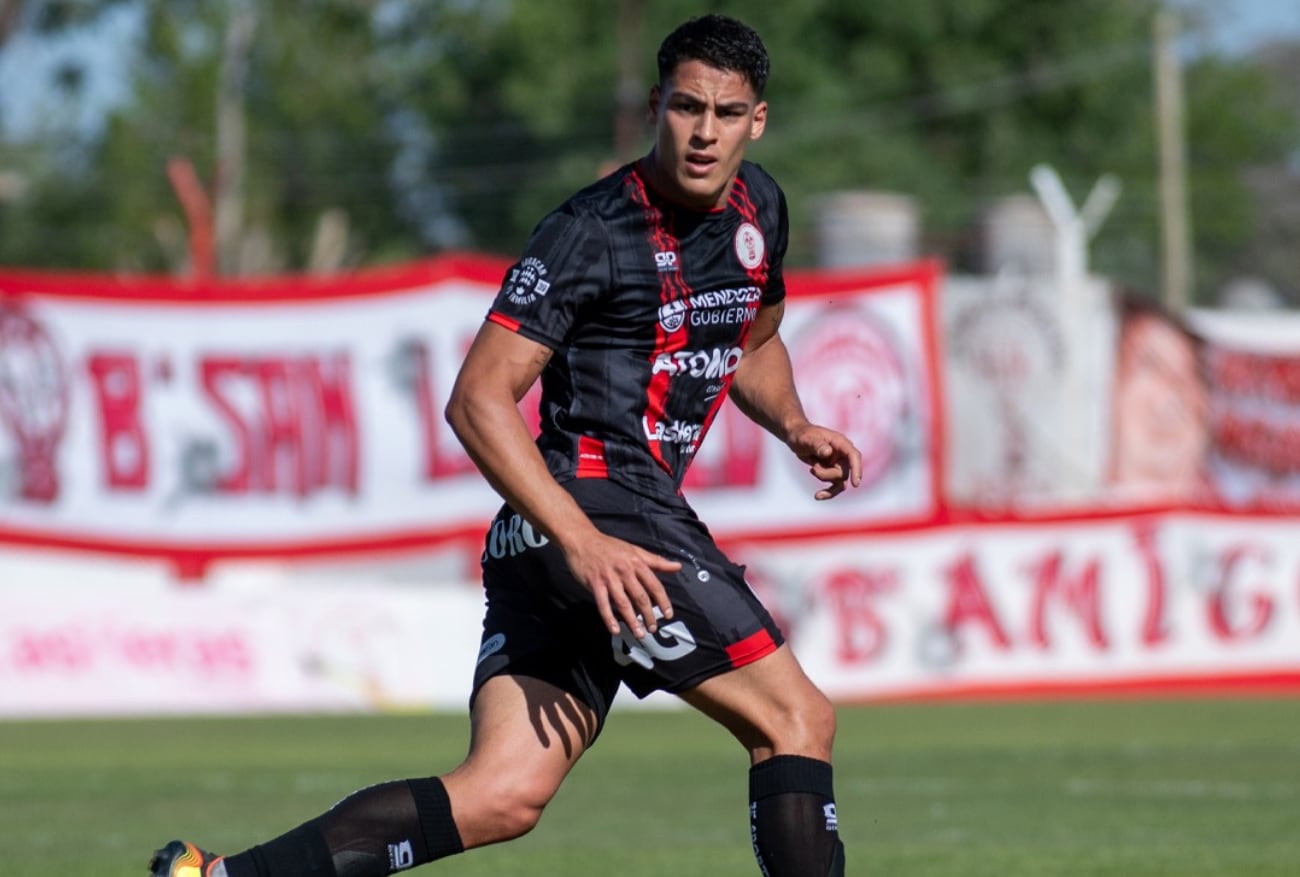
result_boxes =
[221,778,464,877]
[748,755,846,877]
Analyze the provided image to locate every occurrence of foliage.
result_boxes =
[0,0,1295,302]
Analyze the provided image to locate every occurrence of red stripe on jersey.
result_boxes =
[486,310,521,332]
[726,628,778,668]
[688,177,769,459]
[627,170,692,477]
[727,177,769,288]
[576,434,609,478]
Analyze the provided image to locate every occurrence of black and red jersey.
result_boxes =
[486,159,788,499]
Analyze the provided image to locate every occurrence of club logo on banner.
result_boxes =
[944,281,1070,508]
[789,306,910,489]
[0,303,70,503]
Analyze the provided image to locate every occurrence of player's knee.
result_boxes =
[771,688,837,757]
[488,798,547,842]
[799,688,838,748]
[468,777,554,843]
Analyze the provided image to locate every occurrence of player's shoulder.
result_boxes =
[737,160,786,202]
[523,172,621,250]
[556,165,632,223]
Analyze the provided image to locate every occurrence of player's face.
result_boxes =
[646,59,767,210]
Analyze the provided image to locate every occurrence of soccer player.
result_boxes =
[150,14,859,877]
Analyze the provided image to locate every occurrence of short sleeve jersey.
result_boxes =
[486,159,788,499]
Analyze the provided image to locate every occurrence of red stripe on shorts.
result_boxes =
[726,629,778,668]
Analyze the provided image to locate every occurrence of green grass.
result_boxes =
[2,699,1299,876]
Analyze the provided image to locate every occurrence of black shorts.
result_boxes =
[470,478,784,734]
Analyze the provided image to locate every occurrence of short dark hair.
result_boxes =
[657,15,770,97]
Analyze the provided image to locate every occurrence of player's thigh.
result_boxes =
[442,674,598,844]
[679,645,836,763]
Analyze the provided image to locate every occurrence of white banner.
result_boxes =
[0,259,941,571]
[941,274,1115,509]
[733,511,1300,700]
[4,510,1297,717]
[1190,308,1300,511]
[0,567,484,717]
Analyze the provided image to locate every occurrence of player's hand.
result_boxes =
[564,532,680,637]
[789,423,863,500]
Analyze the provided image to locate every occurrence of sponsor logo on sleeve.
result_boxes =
[476,632,507,665]
[503,256,552,306]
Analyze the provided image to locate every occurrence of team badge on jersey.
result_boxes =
[733,222,765,270]
[658,299,687,333]
[504,256,551,306]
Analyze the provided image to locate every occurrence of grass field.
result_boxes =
[2,698,1299,876]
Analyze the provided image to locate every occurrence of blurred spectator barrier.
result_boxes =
[4,257,1300,716]
[2,508,1297,717]
[0,257,942,579]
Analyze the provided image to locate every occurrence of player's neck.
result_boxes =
[635,153,732,214]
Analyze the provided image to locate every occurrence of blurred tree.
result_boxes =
[0,0,1295,304]
[1234,40,1300,305]
[0,0,426,273]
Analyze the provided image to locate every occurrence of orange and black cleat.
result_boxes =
[148,840,225,877]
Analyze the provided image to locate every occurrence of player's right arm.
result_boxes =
[445,320,677,637]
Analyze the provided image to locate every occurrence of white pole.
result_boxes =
[1030,164,1121,499]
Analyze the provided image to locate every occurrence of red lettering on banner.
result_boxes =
[1133,521,1171,646]
[822,567,898,664]
[254,357,303,493]
[121,630,251,676]
[941,553,1011,651]
[303,355,359,494]
[201,353,359,496]
[1024,550,1108,650]
[7,626,252,679]
[1207,545,1275,641]
[202,357,253,492]
[1212,410,1300,476]
[86,352,150,490]
[409,339,476,479]
[11,628,92,670]
[1210,349,1300,405]
[406,335,540,482]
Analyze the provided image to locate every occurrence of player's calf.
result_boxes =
[749,755,846,877]
[160,777,464,877]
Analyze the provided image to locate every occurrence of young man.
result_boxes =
[150,14,858,877]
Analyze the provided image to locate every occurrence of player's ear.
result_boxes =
[647,84,662,124]
[749,100,768,141]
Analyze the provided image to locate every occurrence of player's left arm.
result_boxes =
[729,301,863,500]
